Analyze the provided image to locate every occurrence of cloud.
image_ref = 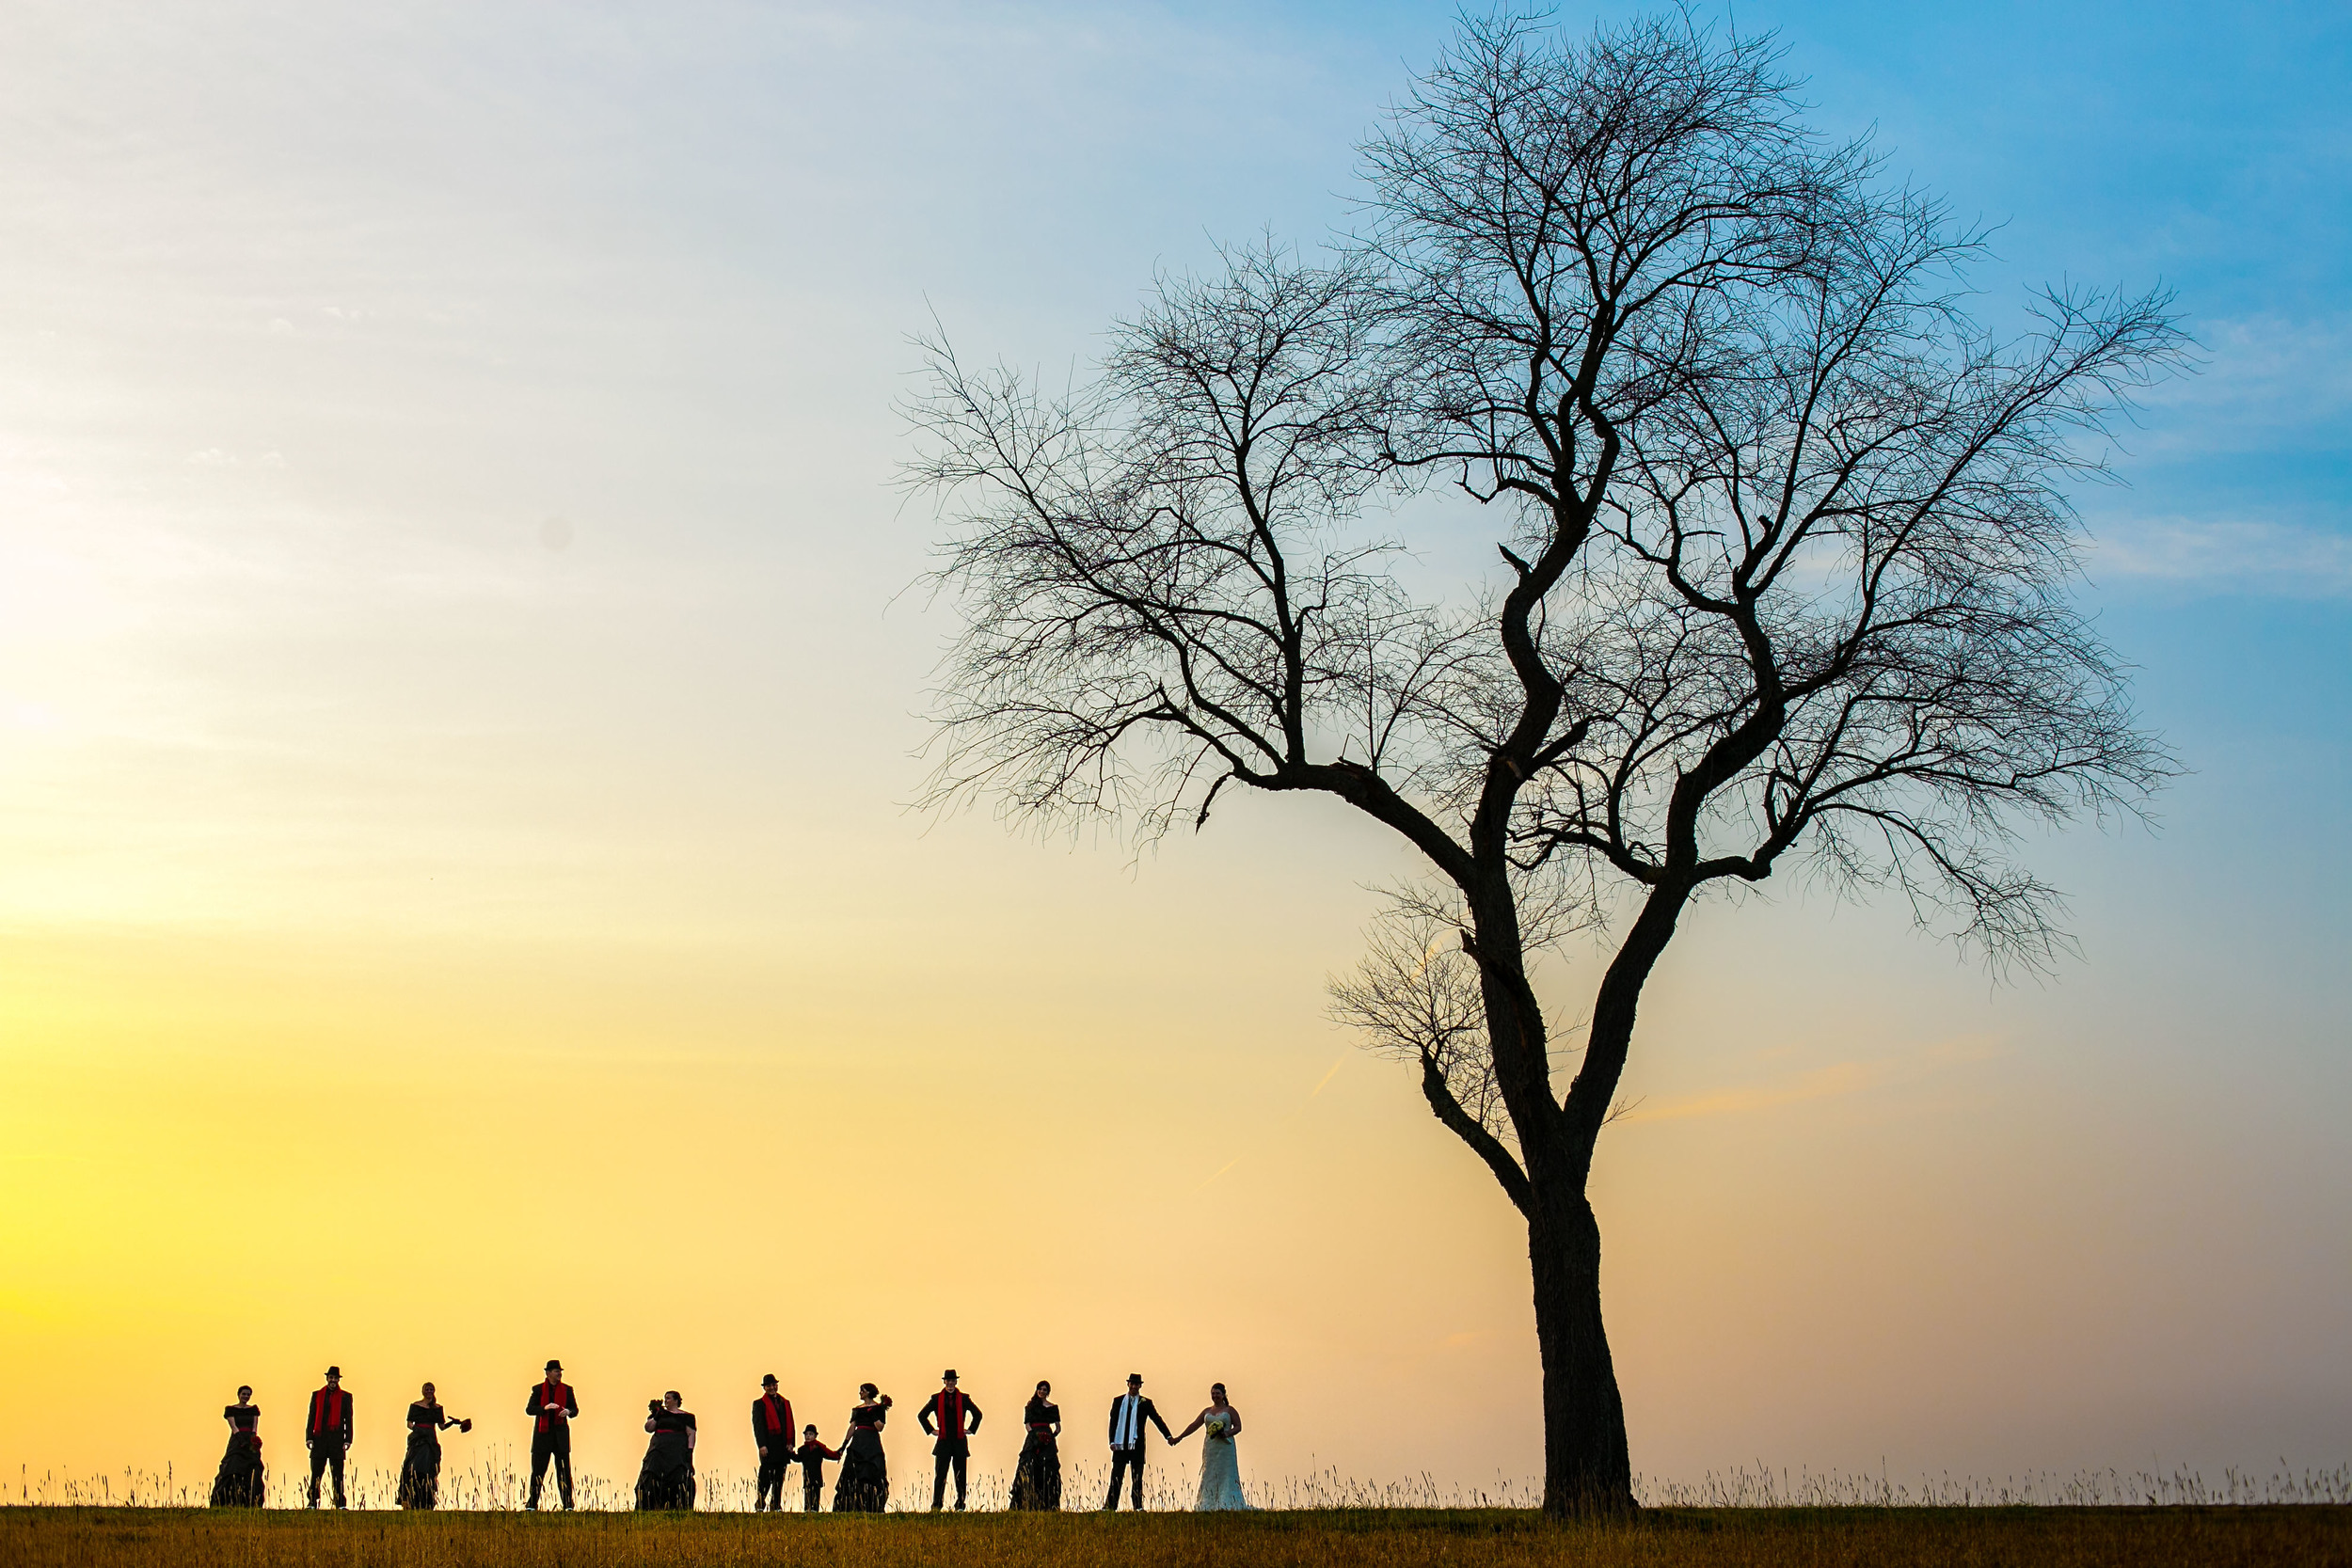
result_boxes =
[2134,312,2352,456]
[2089,517,2352,600]
[1623,1034,2004,1126]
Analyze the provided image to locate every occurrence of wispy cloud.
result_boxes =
[2135,313,2352,457]
[1623,1034,2005,1125]
[2089,516,2352,599]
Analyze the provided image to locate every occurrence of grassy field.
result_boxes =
[6,1506,2348,1568]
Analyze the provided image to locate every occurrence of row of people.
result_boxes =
[208,1362,1249,1512]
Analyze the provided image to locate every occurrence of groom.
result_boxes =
[1103,1372,1174,1511]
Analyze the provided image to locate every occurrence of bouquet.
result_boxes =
[1205,1413,1232,1442]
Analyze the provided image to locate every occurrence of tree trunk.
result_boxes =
[1529,1183,1634,1516]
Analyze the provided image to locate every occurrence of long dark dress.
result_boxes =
[1009,1398,1061,1510]
[635,1406,698,1511]
[209,1404,264,1507]
[833,1402,889,1513]
[397,1402,454,1509]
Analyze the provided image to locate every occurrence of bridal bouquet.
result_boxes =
[1205,1413,1232,1441]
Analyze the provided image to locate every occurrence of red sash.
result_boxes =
[310,1387,342,1438]
[535,1381,569,1434]
[760,1394,792,1434]
[931,1390,966,1438]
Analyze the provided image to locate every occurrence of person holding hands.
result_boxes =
[1103,1372,1174,1512]
[833,1384,892,1513]
[1168,1382,1250,1511]
[795,1424,840,1513]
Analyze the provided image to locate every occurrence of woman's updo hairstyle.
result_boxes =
[858,1382,878,1400]
[237,1386,252,1400]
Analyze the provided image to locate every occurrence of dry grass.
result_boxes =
[20,1457,2349,1512]
[6,1505,2349,1568]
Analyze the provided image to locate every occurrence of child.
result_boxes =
[794,1424,841,1513]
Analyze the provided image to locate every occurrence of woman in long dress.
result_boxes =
[208,1386,265,1507]
[1007,1380,1061,1510]
[1169,1383,1249,1512]
[396,1382,471,1509]
[832,1385,892,1513]
[635,1391,698,1510]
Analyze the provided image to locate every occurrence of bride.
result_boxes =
[1169,1383,1249,1511]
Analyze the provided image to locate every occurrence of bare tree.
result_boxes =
[905,13,2182,1516]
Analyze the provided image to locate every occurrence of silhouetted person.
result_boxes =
[635,1390,697,1511]
[833,1384,891,1513]
[397,1381,470,1509]
[795,1425,839,1513]
[525,1359,579,1511]
[1103,1372,1172,1511]
[751,1374,795,1512]
[304,1367,353,1509]
[208,1386,264,1507]
[920,1370,983,1511]
[1009,1380,1061,1511]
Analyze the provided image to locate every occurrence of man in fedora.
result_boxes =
[304,1366,354,1509]
[751,1373,796,1513]
[1103,1372,1173,1511]
[919,1370,984,1511]
[525,1358,580,1511]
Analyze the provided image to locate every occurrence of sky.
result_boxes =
[1,0,2346,1505]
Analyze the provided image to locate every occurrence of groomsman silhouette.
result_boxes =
[1103,1372,1173,1511]
[305,1367,354,1509]
[525,1359,579,1511]
[751,1374,795,1512]
[920,1370,983,1511]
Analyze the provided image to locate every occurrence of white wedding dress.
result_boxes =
[1194,1410,1250,1511]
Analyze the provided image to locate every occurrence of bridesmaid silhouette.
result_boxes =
[396,1382,471,1510]
[208,1386,264,1507]
[635,1391,698,1511]
[1009,1380,1061,1510]
[832,1385,892,1513]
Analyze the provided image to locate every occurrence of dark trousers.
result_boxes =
[803,1472,825,1513]
[1105,1448,1146,1511]
[528,1429,574,1509]
[307,1443,346,1508]
[755,1452,790,1511]
[931,1450,968,1510]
